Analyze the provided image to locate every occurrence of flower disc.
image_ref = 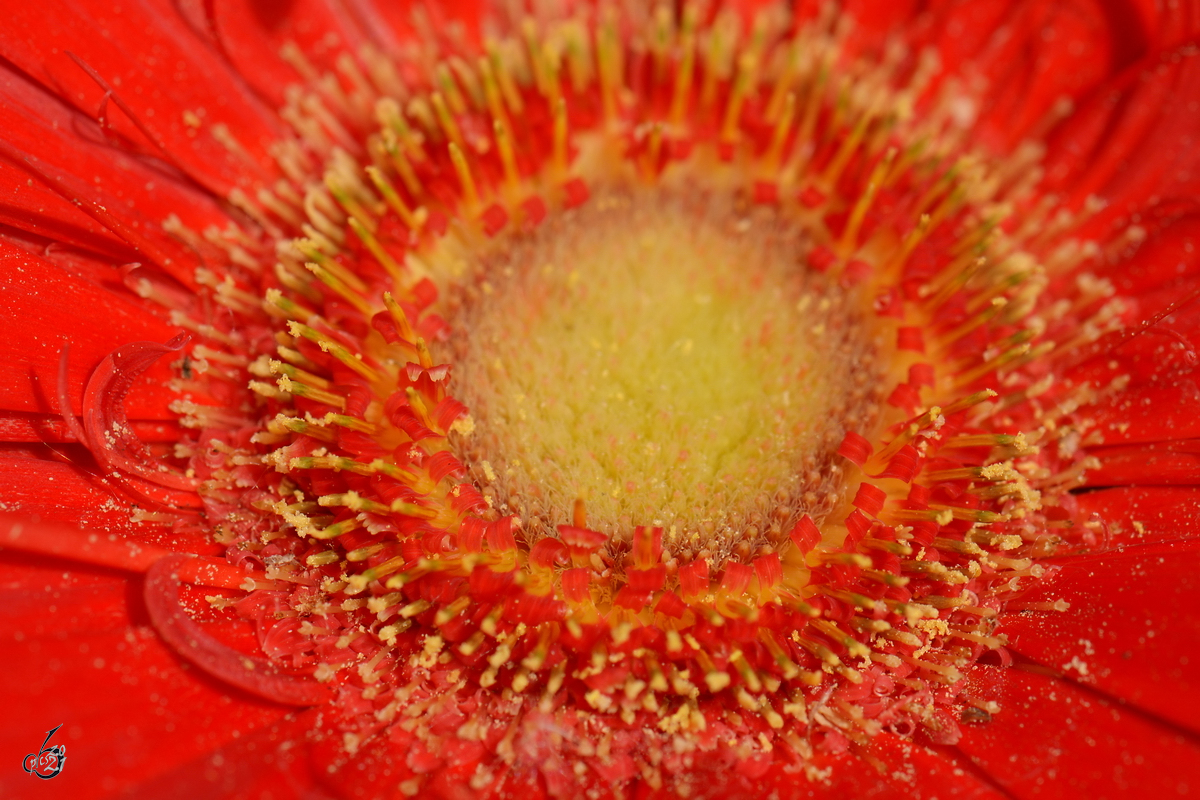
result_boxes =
[442,184,878,563]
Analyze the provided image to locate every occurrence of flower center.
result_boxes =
[443,186,878,562]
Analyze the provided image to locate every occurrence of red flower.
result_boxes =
[2,2,1199,799]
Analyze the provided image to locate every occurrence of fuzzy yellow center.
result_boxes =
[444,188,877,560]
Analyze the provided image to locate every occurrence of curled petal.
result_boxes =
[145,554,331,708]
[81,335,200,498]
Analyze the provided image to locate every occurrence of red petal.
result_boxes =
[957,665,1200,796]
[1095,212,1200,297]
[1074,485,1200,547]
[0,457,149,531]
[80,335,198,496]
[1087,383,1200,445]
[0,411,179,443]
[115,709,322,800]
[998,542,1200,736]
[885,0,1138,152]
[0,513,244,583]
[0,241,179,418]
[859,732,1009,799]
[0,555,294,798]
[0,61,235,275]
[205,0,484,108]
[679,731,1010,799]
[144,554,331,707]
[1084,439,1200,486]
[1048,46,1200,228]
[206,0,373,107]
[0,157,127,257]
[1089,51,1200,219]
[1150,0,1200,49]
[0,458,215,564]
[0,0,286,195]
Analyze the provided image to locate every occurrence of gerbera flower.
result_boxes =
[1,1,1198,798]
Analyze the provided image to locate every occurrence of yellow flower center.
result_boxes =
[443,185,877,563]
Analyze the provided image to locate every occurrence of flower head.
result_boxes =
[2,1,1199,798]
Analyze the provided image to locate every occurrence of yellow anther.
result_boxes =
[486,42,524,114]
[287,321,380,382]
[448,142,481,214]
[720,54,755,142]
[434,62,468,115]
[762,91,796,172]
[263,288,317,323]
[348,217,403,283]
[552,96,569,177]
[823,92,881,187]
[668,6,698,125]
[318,492,390,514]
[379,128,423,196]
[493,119,522,196]
[431,92,465,150]
[322,413,376,435]
[478,56,512,130]
[840,148,896,253]
[765,40,801,123]
[382,291,418,343]
[596,10,623,121]
[294,239,368,293]
[364,166,424,231]
[324,171,377,234]
[308,517,362,540]
[273,415,336,443]
[275,377,347,409]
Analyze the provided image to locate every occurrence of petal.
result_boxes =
[0,3,1196,800]
[116,709,327,800]
[1084,439,1200,487]
[203,0,486,108]
[0,555,293,799]
[0,0,286,196]
[0,412,179,443]
[1046,45,1200,227]
[1065,274,1200,402]
[0,457,147,532]
[946,0,1119,150]
[0,508,223,570]
[0,241,180,418]
[341,0,486,50]
[845,0,1148,153]
[798,733,1009,800]
[0,60,245,287]
[0,156,129,258]
[1152,0,1200,48]
[205,0,374,108]
[1095,213,1200,298]
[956,665,1200,797]
[1074,485,1200,547]
[998,543,1200,735]
[144,554,332,707]
[1086,382,1200,446]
